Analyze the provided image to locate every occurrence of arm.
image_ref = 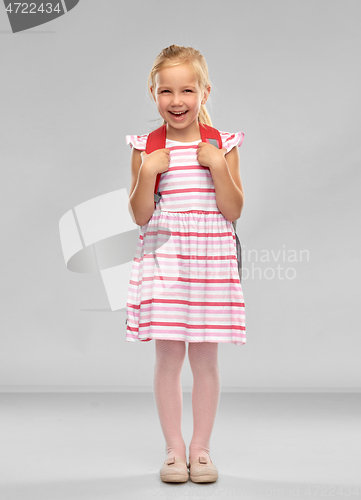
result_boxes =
[197,143,245,222]
[128,148,157,227]
[128,147,170,227]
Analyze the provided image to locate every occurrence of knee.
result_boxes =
[188,344,219,377]
[190,360,219,379]
[155,340,186,372]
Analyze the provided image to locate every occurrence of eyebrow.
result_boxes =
[157,84,198,90]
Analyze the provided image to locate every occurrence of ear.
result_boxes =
[201,84,211,105]
[150,86,156,102]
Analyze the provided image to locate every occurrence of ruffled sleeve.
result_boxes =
[219,131,245,154]
[125,133,149,151]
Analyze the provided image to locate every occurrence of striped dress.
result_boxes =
[125,130,246,345]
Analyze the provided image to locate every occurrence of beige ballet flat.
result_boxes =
[160,456,189,483]
[188,455,218,483]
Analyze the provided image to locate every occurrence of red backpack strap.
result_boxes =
[199,123,222,149]
[146,124,167,205]
[146,123,167,154]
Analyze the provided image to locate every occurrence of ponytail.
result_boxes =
[198,104,212,126]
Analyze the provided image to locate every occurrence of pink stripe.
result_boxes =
[137,261,237,270]
[161,188,215,195]
[168,145,199,152]
[139,321,246,331]
[146,253,236,260]
[130,306,245,318]
[145,229,232,238]
[128,298,245,308]
[164,165,210,171]
[151,211,225,218]
[129,286,242,295]
[160,194,216,201]
[129,308,245,320]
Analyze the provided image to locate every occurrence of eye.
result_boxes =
[160,89,170,93]
[184,89,193,93]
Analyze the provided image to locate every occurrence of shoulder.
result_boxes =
[218,131,245,154]
[125,133,149,151]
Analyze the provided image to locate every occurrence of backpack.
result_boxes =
[145,123,242,283]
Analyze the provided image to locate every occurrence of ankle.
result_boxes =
[188,448,210,464]
[166,446,187,463]
[166,452,187,462]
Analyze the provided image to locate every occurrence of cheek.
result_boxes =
[157,96,170,109]
[188,96,201,110]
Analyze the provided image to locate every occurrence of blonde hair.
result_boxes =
[148,45,212,126]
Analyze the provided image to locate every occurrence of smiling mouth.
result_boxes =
[169,111,188,116]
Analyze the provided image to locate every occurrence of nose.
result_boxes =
[171,93,183,106]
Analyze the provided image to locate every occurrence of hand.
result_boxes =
[141,148,170,176]
[196,142,227,170]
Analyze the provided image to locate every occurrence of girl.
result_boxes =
[126,45,246,483]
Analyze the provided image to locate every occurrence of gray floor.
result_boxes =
[0,392,360,500]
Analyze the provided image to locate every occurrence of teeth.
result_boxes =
[171,111,186,115]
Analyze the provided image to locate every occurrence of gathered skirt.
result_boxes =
[126,210,246,345]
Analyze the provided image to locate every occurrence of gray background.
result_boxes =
[0,0,360,392]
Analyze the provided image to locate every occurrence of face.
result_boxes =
[150,63,210,135]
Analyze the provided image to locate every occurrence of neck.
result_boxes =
[165,121,202,142]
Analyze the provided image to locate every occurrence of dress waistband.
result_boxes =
[157,210,222,215]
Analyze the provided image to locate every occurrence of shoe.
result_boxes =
[188,455,218,483]
[160,456,189,483]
